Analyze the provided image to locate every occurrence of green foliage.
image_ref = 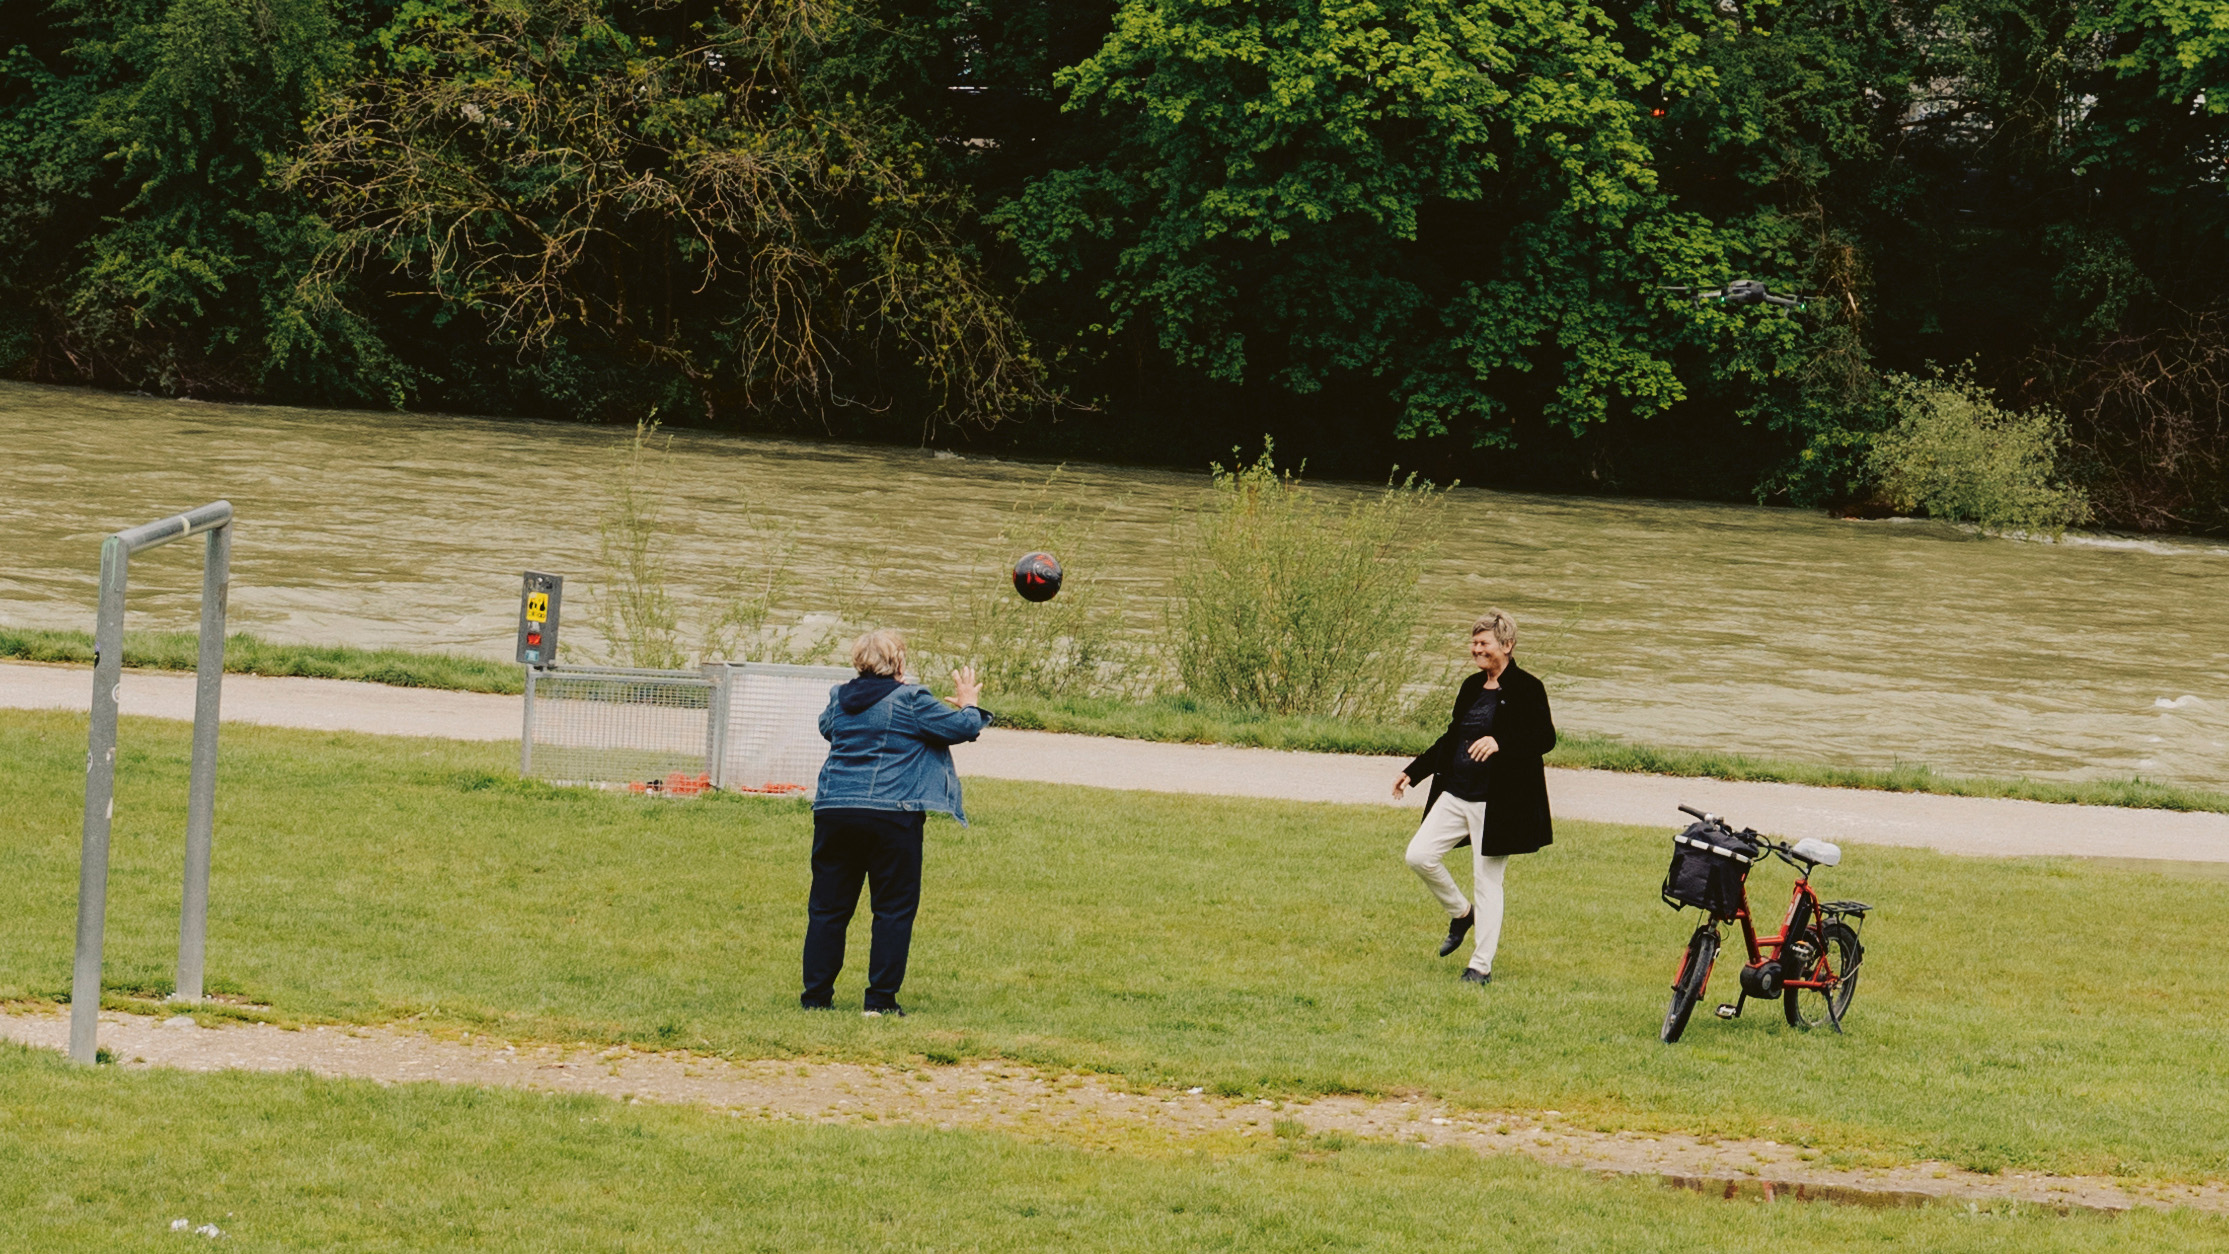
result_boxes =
[584,420,831,668]
[586,422,689,668]
[290,0,1043,425]
[1170,446,1445,718]
[1005,0,1732,446]
[0,0,393,400]
[1869,371,2092,535]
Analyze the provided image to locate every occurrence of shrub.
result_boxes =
[587,421,687,668]
[1169,447,1446,718]
[586,420,825,668]
[1868,371,2092,535]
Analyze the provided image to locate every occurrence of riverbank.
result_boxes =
[7,627,2224,815]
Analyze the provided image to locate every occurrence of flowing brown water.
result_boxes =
[3,382,2224,789]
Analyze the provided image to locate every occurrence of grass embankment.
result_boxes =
[2,1049,2211,1252]
[4,709,2227,1183]
[8,1055,2202,1247]
[9,625,2224,813]
[0,625,521,693]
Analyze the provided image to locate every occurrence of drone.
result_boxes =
[1659,279,1812,310]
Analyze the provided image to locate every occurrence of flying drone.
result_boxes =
[1659,279,1812,310]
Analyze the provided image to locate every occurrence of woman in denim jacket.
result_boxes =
[802,628,991,1016]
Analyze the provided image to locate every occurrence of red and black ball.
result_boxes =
[1011,551,1063,602]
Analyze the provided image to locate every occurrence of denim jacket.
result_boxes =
[814,679,991,824]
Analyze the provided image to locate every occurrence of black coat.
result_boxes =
[1403,663,1557,856]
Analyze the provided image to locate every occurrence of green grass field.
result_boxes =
[8,1046,2215,1251]
[4,709,2226,1188]
[8,625,2224,812]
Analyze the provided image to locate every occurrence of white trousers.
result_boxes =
[1404,794,1509,975]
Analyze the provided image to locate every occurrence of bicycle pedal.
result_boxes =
[1715,1004,1739,1019]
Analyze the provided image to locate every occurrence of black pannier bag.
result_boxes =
[1662,822,1757,915]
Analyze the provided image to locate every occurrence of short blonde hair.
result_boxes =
[849,628,906,677]
[1471,609,1517,649]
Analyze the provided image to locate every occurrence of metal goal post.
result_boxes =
[521,660,851,795]
[71,501,233,1065]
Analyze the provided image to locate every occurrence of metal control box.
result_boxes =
[516,571,563,666]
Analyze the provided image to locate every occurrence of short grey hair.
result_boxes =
[1471,609,1517,649]
[849,628,906,677]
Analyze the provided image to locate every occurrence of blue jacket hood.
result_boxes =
[836,674,902,713]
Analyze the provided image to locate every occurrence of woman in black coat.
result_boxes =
[1392,609,1557,985]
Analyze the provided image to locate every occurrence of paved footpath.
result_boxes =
[6,660,2225,863]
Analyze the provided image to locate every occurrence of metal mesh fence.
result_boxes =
[708,662,851,795]
[523,666,715,790]
[521,661,850,796]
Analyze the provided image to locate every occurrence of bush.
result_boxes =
[1868,372,2092,535]
[586,420,829,668]
[1169,447,1445,718]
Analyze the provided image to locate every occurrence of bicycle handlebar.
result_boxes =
[1675,804,1820,869]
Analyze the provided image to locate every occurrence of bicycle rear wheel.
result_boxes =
[1784,920,1862,1031]
[1662,926,1720,1043]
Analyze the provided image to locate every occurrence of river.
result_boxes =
[3,381,2224,790]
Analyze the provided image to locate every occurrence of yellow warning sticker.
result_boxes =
[526,592,549,624]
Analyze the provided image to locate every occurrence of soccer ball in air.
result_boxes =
[1012,552,1063,602]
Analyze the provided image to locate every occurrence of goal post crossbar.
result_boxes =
[71,500,233,1065]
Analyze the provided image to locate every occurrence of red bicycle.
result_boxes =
[1660,805,1871,1043]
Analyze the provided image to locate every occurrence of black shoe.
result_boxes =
[801,997,833,1011]
[1438,909,1475,957]
[1461,968,1491,985]
[863,1005,905,1018]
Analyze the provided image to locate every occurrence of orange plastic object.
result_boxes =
[652,771,712,797]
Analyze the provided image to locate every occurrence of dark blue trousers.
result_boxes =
[801,808,925,1011]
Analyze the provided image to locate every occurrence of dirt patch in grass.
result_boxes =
[6,1006,2220,1217]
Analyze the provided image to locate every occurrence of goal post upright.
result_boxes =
[70,500,233,1065]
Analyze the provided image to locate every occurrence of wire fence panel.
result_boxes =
[524,666,716,791]
[708,662,851,797]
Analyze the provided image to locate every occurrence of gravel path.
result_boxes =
[5,660,2225,861]
[5,1006,2218,1216]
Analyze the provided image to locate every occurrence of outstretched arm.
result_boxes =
[912,678,990,746]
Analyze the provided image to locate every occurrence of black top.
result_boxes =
[1402,663,1558,857]
[1438,686,1500,802]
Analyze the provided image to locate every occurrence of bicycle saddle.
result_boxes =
[1790,838,1841,867]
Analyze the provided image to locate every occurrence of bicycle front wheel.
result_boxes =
[1784,920,1862,1031]
[1662,926,1720,1044]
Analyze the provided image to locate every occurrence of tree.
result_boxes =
[290,0,1046,426]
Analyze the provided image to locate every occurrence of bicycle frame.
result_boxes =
[1730,871,1835,991]
[1667,859,1837,1004]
